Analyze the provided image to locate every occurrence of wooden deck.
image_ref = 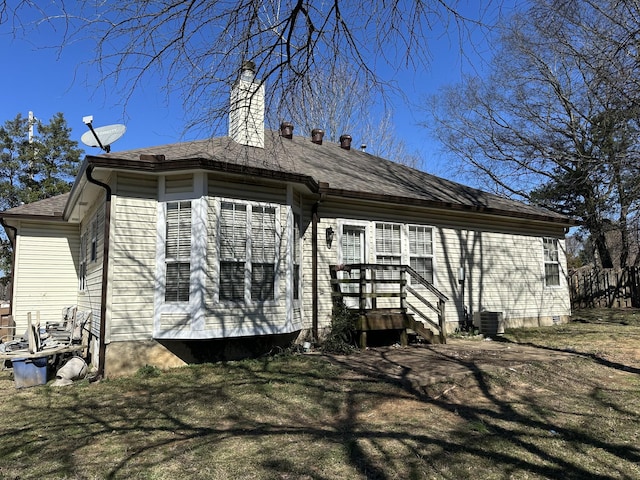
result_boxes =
[356,308,445,349]
[330,264,449,349]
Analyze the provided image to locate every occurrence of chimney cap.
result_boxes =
[241,60,256,72]
[339,134,352,150]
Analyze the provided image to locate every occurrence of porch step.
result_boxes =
[355,309,442,348]
[356,309,408,330]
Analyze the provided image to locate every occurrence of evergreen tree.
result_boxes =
[0,112,83,280]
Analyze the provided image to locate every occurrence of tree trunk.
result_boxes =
[595,232,614,268]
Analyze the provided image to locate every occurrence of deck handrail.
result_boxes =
[329,263,447,342]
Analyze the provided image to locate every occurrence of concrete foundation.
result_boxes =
[104,332,300,377]
[105,340,187,378]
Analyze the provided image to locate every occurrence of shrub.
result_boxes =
[136,364,162,378]
[322,301,358,354]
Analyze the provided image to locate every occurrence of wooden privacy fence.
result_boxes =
[569,266,640,309]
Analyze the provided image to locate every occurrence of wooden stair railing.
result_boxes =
[329,264,448,344]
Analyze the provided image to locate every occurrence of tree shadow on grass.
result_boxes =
[493,333,640,376]
[322,344,640,479]
[0,349,639,479]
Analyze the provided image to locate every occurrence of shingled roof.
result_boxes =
[1,131,574,225]
[0,192,70,220]
[87,131,573,225]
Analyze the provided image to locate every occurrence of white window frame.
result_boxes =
[543,237,561,287]
[79,232,87,291]
[216,198,280,305]
[164,200,193,303]
[90,215,98,262]
[408,224,435,285]
[375,222,402,267]
[292,209,302,302]
[155,173,206,322]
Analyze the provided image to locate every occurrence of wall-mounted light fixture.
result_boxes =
[326,227,335,248]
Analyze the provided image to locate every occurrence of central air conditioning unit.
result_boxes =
[474,311,504,337]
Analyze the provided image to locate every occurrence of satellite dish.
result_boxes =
[81,119,126,153]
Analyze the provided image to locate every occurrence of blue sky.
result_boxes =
[0,2,514,181]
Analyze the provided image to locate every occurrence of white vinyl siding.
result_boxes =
[438,227,570,328]
[72,198,108,343]
[165,201,192,302]
[109,174,159,342]
[11,222,80,333]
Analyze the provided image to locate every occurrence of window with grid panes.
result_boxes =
[543,238,560,286]
[409,225,434,283]
[219,201,277,302]
[165,201,192,302]
[90,215,98,262]
[251,205,276,301]
[79,233,87,291]
[219,202,247,301]
[293,213,301,300]
[375,223,401,280]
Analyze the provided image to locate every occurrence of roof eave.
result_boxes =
[0,213,67,223]
[323,187,578,226]
[84,153,576,227]
[85,154,321,193]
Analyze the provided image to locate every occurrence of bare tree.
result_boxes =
[359,111,423,169]
[274,62,368,142]
[2,1,499,139]
[429,0,640,268]
[275,62,422,167]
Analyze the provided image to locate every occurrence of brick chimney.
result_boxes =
[229,61,265,148]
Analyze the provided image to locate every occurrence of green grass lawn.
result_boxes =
[1,308,639,479]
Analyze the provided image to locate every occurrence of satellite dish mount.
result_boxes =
[81,115,126,153]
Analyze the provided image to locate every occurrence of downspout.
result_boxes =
[86,165,111,379]
[0,218,17,317]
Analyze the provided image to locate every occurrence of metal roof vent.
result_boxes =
[339,134,352,150]
[311,128,324,145]
[280,122,294,139]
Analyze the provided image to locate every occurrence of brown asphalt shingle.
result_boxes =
[92,131,572,223]
[0,192,70,219]
[0,131,574,225]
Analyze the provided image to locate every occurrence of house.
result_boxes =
[0,63,575,377]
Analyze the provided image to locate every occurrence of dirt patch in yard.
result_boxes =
[319,337,578,392]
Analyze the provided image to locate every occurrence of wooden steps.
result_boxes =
[355,309,443,348]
